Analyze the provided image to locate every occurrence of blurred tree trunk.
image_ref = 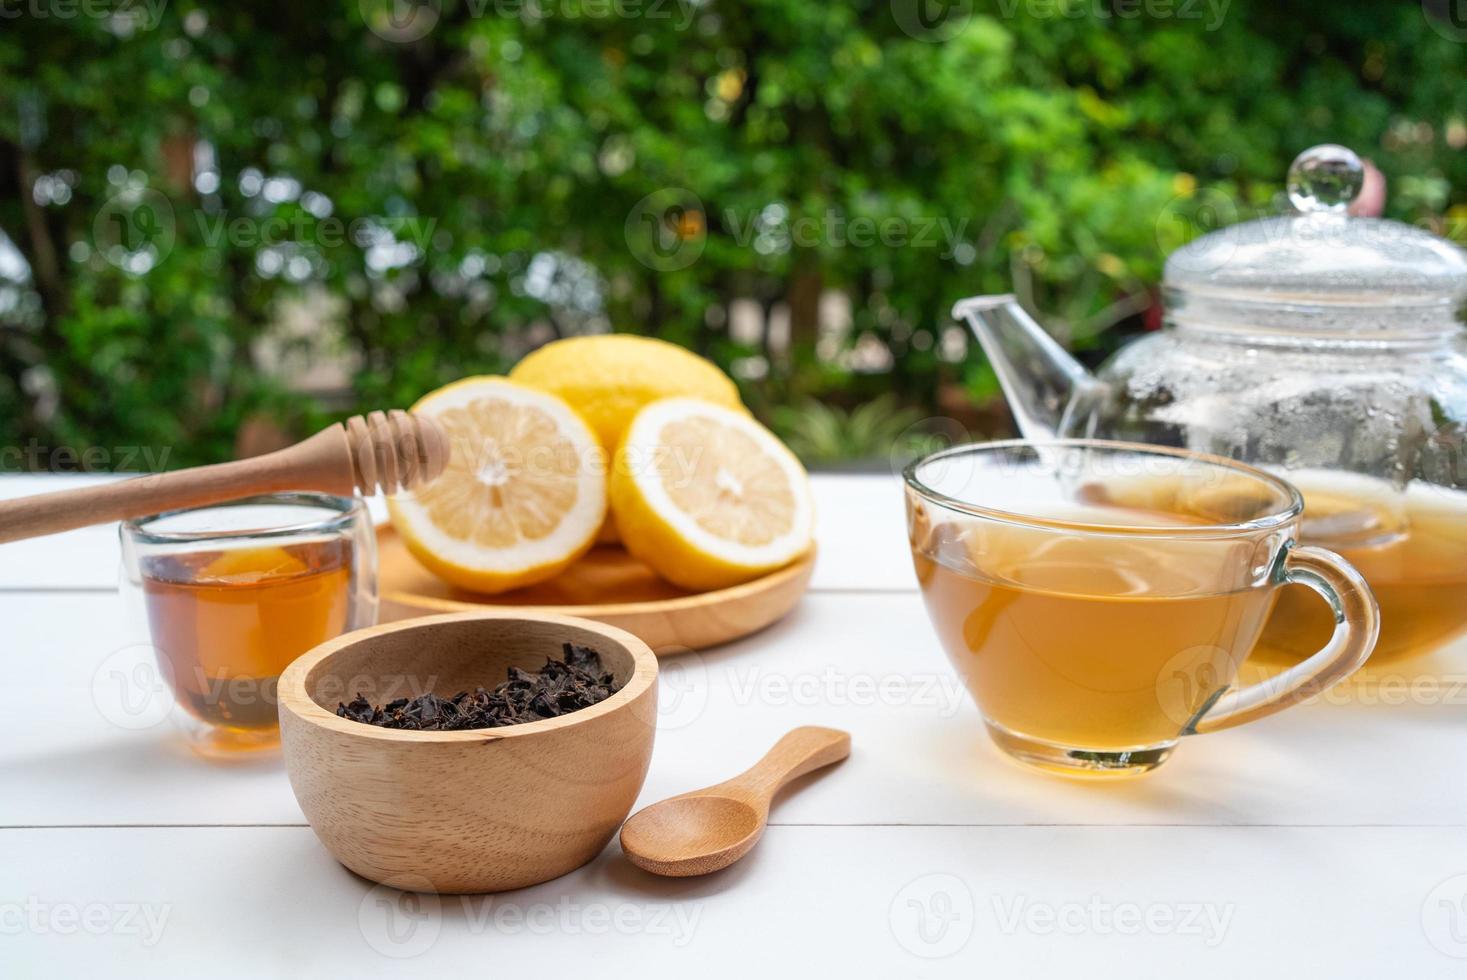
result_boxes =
[787,262,822,365]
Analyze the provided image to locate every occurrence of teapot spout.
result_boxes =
[952,294,1105,441]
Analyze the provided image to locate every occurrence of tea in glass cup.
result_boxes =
[905,441,1379,777]
[121,494,378,757]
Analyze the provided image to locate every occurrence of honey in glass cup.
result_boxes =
[121,494,378,758]
[905,441,1380,778]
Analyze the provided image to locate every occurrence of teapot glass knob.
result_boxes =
[1287,144,1364,214]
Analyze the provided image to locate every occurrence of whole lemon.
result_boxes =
[509,334,744,454]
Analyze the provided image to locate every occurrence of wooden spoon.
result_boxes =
[0,410,450,545]
[619,726,851,877]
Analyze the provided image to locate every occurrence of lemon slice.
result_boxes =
[386,377,606,594]
[610,398,814,591]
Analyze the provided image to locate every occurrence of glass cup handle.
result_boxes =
[1192,545,1380,735]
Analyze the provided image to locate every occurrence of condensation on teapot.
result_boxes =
[950,143,1467,667]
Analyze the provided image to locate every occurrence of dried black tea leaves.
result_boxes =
[336,643,620,731]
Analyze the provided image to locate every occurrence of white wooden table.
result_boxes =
[3,473,1466,976]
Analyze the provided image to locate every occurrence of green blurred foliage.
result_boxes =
[0,0,1464,468]
[772,394,935,465]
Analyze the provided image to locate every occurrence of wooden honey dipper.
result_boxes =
[0,410,450,545]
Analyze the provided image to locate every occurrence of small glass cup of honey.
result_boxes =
[121,494,378,758]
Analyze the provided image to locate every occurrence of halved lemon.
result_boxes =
[510,334,746,546]
[610,398,814,591]
[386,377,606,594]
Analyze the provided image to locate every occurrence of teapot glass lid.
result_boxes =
[1164,145,1467,337]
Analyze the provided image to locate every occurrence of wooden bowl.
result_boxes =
[277,611,658,894]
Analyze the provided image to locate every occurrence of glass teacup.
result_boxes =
[120,494,378,758]
[905,440,1379,778]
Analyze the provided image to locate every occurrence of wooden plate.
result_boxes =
[376,526,815,653]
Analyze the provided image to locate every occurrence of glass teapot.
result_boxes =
[954,144,1467,668]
